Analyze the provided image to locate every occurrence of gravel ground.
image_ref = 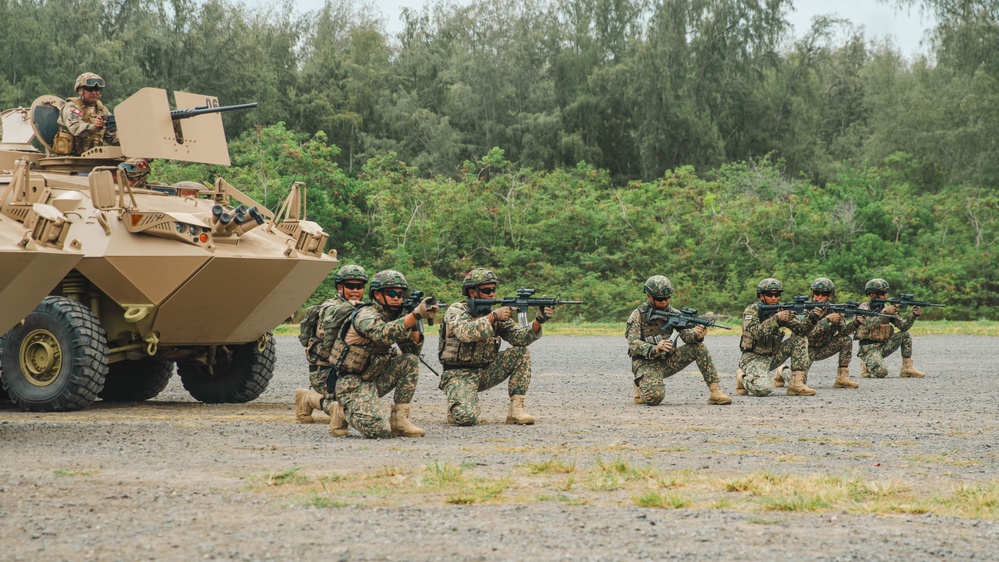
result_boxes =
[1,334,997,560]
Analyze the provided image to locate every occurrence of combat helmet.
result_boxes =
[334,264,368,285]
[809,277,835,293]
[369,269,408,299]
[75,72,105,91]
[119,158,150,185]
[756,278,784,294]
[643,275,674,299]
[864,278,890,294]
[462,268,499,296]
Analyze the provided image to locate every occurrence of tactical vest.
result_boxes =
[630,304,675,359]
[739,303,783,355]
[438,304,501,368]
[328,305,394,380]
[66,98,108,154]
[856,317,893,342]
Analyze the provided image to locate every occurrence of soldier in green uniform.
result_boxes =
[736,278,821,397]
[774,277,860,389]
[294,265,367,436]
[855,278,926,379]
[437,268,554,426]
[54,72,119,155]
[330,270,438,438]
[626,276,731,406]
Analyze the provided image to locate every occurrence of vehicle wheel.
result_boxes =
[177,333,275,403]
[0,296,108,411]
[98,358,175,402]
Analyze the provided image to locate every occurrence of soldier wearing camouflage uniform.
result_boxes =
[330,270,438,438]
[626,276,732,406]
[294,265,367,436]
[774,277,860,389]
[855,278,926,379]
[737,278,820,397]
[438,268,554,426]
[55,73,119,156]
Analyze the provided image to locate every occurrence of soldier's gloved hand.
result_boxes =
[692,325,707,339]
[810,307,826,321]
[413,297,439,319]
[535,306,555,324]
[775,310,793,323]
[912,305,922,317]
[94,115,105,129]
[655,339,674,355]
[492,306,513,322]
[826,312,843,324]
[883,304,898,316]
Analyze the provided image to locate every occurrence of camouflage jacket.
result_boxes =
[438,301,541,367]
[57,98,118,153]
[806,307,860,349]
[328,301,422,377]
[625,303,701,360]
[855,301,916,342]
[740,301,817,355]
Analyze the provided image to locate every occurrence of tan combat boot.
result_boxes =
[860,361,872,378]
[833,366,859,388]
[707,382,733,405]
[735,369,748,396]
[294,388,324,423]
[786,370,816,396]
[773,365,787,387]
[329,401,349,437]
[899,357,926,378]
[506,395,536,425]
[389,404,426,437]
[633,383,644,404]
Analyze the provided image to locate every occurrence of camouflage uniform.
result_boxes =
[805,311,859,367]
[57,98,118,155]
[438,301,541,425]
[626,302,719,405]
[304,293,357,415]
[854,301,917,378]
[332,301,422,438]
[739,302,817,396]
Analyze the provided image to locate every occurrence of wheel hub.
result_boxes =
[20,329,62,386]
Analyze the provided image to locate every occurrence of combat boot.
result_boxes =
[833,366,859,389]
[786,370,816,396]
[329,401,349,437]
[735,369,748,396]
[899,357,926,378]
[294,388,324,423]
[773,365,787,387]
[389,404,426,437]
[707,382,732,405]
[506,395,536,425]
[633,383,644,404]
[860,361,872,378]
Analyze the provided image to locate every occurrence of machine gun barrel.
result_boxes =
[758,295,826,316]
[825,301,893,319]
[106,102,259,132]
[870,293,945,311]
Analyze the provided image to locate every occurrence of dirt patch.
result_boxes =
[1,335,996,560]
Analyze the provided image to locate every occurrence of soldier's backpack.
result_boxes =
[298,300,336,347]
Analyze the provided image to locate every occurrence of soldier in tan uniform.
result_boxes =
[437,268,554,426]
[54,72,119,155]
[855,278,926,379]
[626,275,731,406]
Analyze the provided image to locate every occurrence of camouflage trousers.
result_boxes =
[632,341,719,406]
[335,354,420,438]
[808,335,854,368]
[857,332,912,379]
[308,364,335,415]
[440,346,531,426]
[740,335,811,397]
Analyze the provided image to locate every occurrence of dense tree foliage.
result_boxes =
[3,0,998,320]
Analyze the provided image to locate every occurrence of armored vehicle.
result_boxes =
[0,88,337,411]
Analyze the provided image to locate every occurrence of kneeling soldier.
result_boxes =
[626,276,731,405]
[855,278,926,379]
[330,270,438,438]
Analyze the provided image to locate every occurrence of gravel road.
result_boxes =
[1,334,996,560]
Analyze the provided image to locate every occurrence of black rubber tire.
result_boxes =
[0,296,108,412]
[98,358,175,402]
[177,333,275,403]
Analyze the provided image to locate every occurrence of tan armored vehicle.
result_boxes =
[0,88,337,411]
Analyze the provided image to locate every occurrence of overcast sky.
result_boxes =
[269,0,935,57]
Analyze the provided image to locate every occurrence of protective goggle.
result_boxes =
[812,291,832,297]
[760,291,782,298]
[119,161,149,175]
[342,282,365,290]
[651,295,670,302]
[871,291,887,297]
[81,77,106,89]
[476,286,497,295]
[383,289,406,299]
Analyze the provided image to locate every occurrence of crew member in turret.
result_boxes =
[54,72,119,155]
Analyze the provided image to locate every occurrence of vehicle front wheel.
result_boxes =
[177,333,275,403]
[0,296,109,411]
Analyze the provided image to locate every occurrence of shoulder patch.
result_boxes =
[70,107,83,115]
[744,314,754,320]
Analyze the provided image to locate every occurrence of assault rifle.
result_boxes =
[825,301,893,319]
[647,307,730,341]
[402,290,448,332]
[105,102,259,132]
[870,293,945,311]
[758,295,826,318]
[468,288,584,327]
